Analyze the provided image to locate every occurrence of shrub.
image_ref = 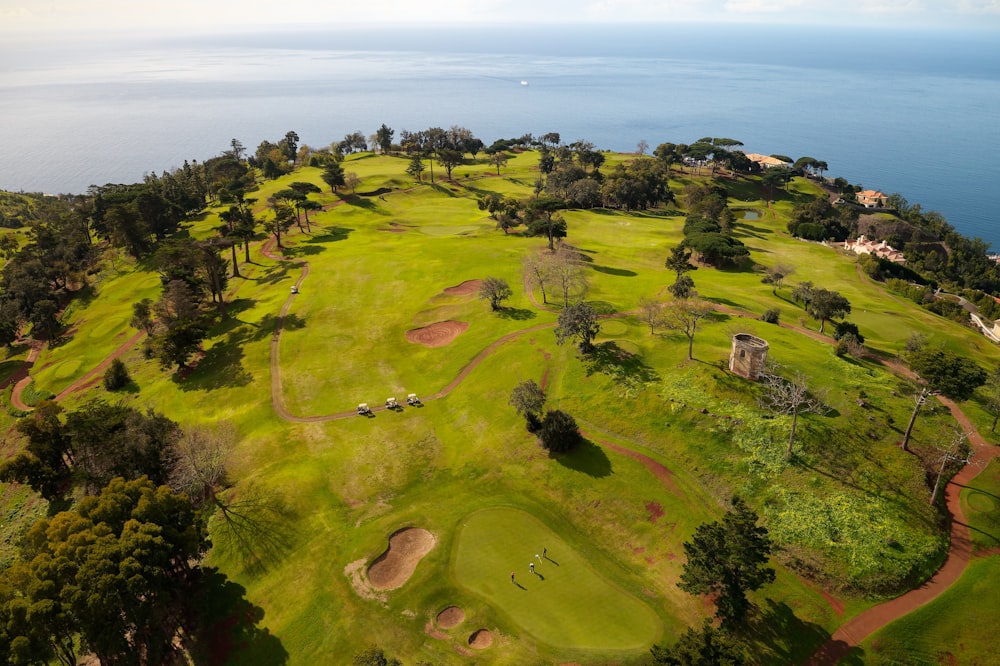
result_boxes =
[833,320,864,343]
[761,308,780,324]
[537,409,582,453]
[103,358,131,391]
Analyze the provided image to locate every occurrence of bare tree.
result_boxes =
[345,172,361,194]
[638,296,663,334]
[929,429,975,505]
[523,252,552,304]
[169,421,236,506]
[758,366,827,458]
[660,299,714,360]
[551,243,589,306]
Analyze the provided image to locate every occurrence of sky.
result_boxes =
[1,0,999,36]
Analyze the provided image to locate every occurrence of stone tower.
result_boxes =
[729,333,769,380]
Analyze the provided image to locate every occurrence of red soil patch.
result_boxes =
[405,321,469,348]
[366,527,436,590]
[436,605,465,629]
[443,279,482,296]
[468,629,493,649]
[645,501,665,524]
[423,621,447,640]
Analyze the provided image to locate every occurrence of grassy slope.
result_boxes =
[2,151,998,663]
[862,459,1000,664]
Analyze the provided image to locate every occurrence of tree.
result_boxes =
[405,155,425,182]
[666,243,697,280]
[345,172,361,195]
[103,358,131,391]
[551,243,589,307]
[523,252,552,304]
[668,274,696,300]
[638,296,664,334]
[679,496,775,627]
[650,620,745,665]
[490,151,509,175]
[902,347,987,451]
[436,148,463,179]
[18,477,206,666]
[169,421,235,507]
[264,201,295,248]
[525,197,568,251]
[761,166,793,201]
[375,123,394,154]
[758,367,827,458]
[478,276,512,311]
[554,302,600,354]
[660,299,714,360]
[803,288,850,333]
[151,280,209,370]
[353,645,401,666]
[537,409,582,453]
[131,297,156,335]
[930,430,974,505]
[0,401,72,500]
[684,232,749,267]
[509,379,546,431]
[321,161,346,192]
[761,263,795,293]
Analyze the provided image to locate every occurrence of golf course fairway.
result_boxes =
[452,507,662,651]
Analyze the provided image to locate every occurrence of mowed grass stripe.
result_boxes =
[452,507,661,651]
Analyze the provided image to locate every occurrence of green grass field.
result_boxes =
[2,151,998,663]
[452,507,661,651]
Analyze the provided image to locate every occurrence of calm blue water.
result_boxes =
[1,25,998,246]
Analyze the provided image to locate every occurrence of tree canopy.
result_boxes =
[678,496,775,626]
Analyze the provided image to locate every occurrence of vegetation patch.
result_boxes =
[765,488,945,593]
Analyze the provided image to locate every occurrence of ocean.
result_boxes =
[1,24,998,246]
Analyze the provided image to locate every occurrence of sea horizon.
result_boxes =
[1,24,997,246]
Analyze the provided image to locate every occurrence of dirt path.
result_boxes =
[8,342,43,411]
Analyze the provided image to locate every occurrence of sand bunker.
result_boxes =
[436,606,465,629]
[367,528,436,590]
[468,629,493,649]
[444,279,482,296]
[406,321,469,347]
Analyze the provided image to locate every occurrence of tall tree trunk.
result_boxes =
[687,335,694,360]
[230,244,241,278]
[244,240,251,264]
[901,389,928,451]
[787,407,799,458]
[930,453,950,505]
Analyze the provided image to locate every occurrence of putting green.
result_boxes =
[452,507,661,651]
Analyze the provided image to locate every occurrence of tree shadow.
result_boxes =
[177,332,253,391]
[245,313,306,343]
[496,307,536,321]
[305,226,353,243]
[702,296,744,310]
[211,485,298,575]
[553,438,612,478]
[592,265,638,277]
[186,567,288,666]
[281,244,325,258]
[741,599,831,665]
[585,341,660,385]
[256,263,293,286]
[587,300,618,315]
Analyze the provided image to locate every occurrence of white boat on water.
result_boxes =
[520,80,528,86]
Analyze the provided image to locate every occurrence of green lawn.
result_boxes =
[452,507,662,652]
[3,151,997,664]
